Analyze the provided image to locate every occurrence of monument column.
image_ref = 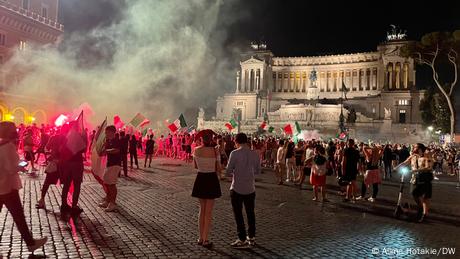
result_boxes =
[236,71,240,93]
[363,68,368,91]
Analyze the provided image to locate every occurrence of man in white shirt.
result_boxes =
[275,139,286,185]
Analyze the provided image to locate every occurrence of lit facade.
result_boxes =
[200,34,427,141]
[0,0,62,124]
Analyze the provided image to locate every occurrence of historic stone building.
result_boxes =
[0,0,62,124]
[200,31,427,141]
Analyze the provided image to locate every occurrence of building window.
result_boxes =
[398,99,409,106]
[19,40,27,51]
[236,101,244,106]
[0,34,5,46]
[42,7,48,18]
[220,107,223,113]
[22,0,29,10]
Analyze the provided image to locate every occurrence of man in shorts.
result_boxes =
[99,125,121,212]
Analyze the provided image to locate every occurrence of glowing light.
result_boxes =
[28,116,36,122]
[5,114,15,121]
[55,114,68,127]
[400,166,409,175]
[427,126,434,132]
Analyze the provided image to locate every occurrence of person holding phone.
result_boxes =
[0,121,47,253]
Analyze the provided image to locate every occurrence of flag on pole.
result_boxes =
[268,126,275,133]
[225,118,238,131]
[94,117,107,154]
[341,81,349,100]
[139,118,150,128]
[168,113,187,132]
[295,121,302,135]
[283,124,293,135]
[337,131,348,141]
[91,117,108,185]
[65,111,87,156]
[128,113,146,128]
[114,115,124,129]
[141,128,148,137]
[260,121,267,130]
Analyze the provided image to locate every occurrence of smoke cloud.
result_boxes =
[3,0,244,127]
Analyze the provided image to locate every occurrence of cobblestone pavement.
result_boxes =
[1,158,459,258]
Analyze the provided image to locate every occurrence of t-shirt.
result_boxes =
[106,138,121,167]
[145,139,155,154]
[344,147,360,175]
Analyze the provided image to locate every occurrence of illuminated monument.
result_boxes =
[199,28,427,141]
[0,0,63,124]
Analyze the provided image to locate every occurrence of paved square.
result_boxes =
[1,158,459,258]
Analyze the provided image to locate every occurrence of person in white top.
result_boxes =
[0,121,47,253]
[275,140,287,185]
[191,132,222,248]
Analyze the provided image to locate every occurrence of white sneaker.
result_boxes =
[368,197,375,202]
[230,239,249,249]
[104,203,117,212]
[98,201,108,208]
[246,236,255,246]
[27,237,48,252]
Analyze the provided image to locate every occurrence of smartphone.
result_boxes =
[18,161,28,167]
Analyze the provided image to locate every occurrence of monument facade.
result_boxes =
[202,30,426,141]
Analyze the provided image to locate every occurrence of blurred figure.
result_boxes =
[0,121,48,252]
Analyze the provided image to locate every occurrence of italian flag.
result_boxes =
[168,114,187,132]
[283,124,293,135]
[225,118,238,131]
[260,121,275,133]
[295,121,302,135]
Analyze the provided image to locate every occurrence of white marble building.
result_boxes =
[200,32,426,141]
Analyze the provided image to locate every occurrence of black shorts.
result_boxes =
[412,182,432,199]
[343,171,357,181]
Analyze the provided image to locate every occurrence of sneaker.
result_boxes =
[98,201,109,208]
[355,196,364,201]
[368,197,375,203]
[230,239,249,249]
[71,206,84,215]
[104,203,117,212]
[246,236,255,246]
[27,237,48,252]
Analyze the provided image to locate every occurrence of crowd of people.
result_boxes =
[1,120,460,253]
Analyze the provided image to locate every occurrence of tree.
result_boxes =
[402,30,460,137]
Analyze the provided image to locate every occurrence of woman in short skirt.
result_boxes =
[191,133,221,248]
[307,145,328,202]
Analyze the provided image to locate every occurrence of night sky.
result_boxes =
[58,0,460,125]
[59,1,460,56]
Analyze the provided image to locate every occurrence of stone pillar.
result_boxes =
[363,69,368,91]
[236,71,240,93]
[403,63,409,89]
[241,69,246,92]
[395,63,401,89]
[299,71,303,92]
[353,70,358,91]
[347,70,352,92]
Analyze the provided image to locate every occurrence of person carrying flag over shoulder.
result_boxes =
[60,111,88,218]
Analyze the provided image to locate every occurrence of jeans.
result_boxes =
[230,190,256,241]
[61,161,84,208]
[121,153,128,176]
[0,190,34,246]
[130,151,138,167]
[384,162,392,178]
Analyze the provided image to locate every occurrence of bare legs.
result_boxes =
[198,199,215,243]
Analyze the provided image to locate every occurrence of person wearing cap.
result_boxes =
[226,133,261,248]
[0,121,48,253]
